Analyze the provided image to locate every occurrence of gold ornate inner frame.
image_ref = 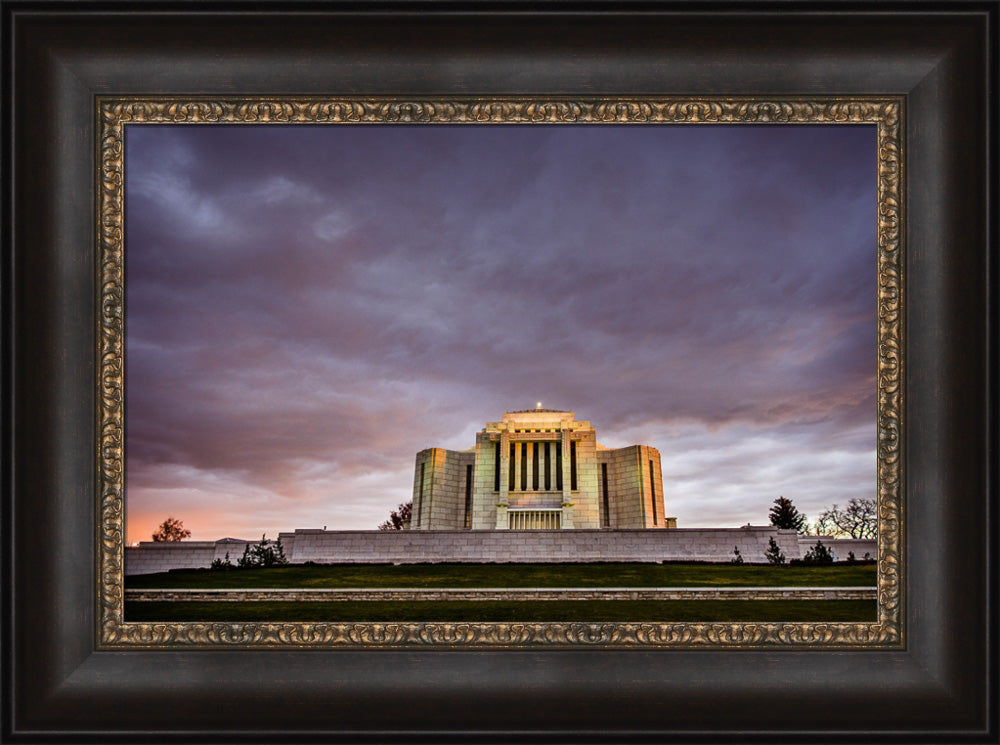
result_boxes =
[97,96,903,649]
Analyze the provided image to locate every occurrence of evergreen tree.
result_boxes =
[238,543,254,568]
[236,534,289,568]
[768,497,807,532]
[764,536,786,565]
[272,536,288,565]
[801,540,834,565]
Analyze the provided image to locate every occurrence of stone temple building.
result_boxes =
[410,409,673,531]
[125,408,879,575]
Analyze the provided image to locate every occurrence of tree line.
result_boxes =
[148,494,875,542]
[768,495,877,538]
[376,497,876,537]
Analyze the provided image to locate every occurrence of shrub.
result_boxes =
[237,534,289,568]
[801,540,834,565]
[731,546,744,565]
[764,537,786,566]
[846,551,856,564]
[209,552,234,570]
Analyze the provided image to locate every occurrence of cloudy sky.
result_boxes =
[124,123,877,544]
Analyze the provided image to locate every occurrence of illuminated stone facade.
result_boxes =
[410,410,671,530]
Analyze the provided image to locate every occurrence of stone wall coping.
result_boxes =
[280,527,798,536]
[128,528,858,575]
[125,587,877,602]
[126,586,876,593]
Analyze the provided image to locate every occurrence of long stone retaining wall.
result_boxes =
[276,527,804,565]
[125,587,877,602]
[124,537,252,576]
[125,527,876,576]
[797,536,876,561]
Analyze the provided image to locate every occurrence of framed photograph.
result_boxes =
[5,2,994,741]
[108,99,896,646]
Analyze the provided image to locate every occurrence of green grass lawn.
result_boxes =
[126,561,877,589]
[125,598,876,623]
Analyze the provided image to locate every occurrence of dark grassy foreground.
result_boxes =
[126,599,876,623]
[127,561,877,589]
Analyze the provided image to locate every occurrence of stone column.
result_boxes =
[543,442,550,491]
[514,439,523,493]
[495,503,509,530]
[637,447,647,526]
[497,429,510,529]
[560,424,574,529]
[527,441,535,491]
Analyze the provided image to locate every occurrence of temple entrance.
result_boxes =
[508,509,562,530]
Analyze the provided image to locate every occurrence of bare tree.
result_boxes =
[811,512,838,536]
[813,497,877,538]
[378,501,412,531]
[151,516,191,542]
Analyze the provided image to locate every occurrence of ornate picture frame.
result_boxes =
[99,96,902,649]
[6,4,993,740]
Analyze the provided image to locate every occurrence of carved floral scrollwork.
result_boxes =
[97,97,903,648]
[100,620,898,648]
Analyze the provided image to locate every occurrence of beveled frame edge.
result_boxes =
[96,96,903,650]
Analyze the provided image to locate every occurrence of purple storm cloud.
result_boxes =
[124,123,876,543]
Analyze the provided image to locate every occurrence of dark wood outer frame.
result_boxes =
[96,95,903,650]
[4,2,994,741]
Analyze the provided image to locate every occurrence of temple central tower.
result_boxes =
[410,410,668,531]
